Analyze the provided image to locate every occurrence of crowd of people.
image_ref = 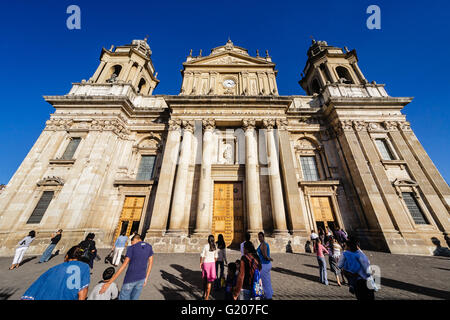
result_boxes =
[10,226,380,301]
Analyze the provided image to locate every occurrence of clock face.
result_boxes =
[223,79,235,88]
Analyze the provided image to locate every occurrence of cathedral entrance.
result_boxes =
[212,182,244,248]
[114,196,145,241]
[310,196,338,232]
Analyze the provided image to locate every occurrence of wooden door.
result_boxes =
[114,196,145,242]
[310,196,337,231]
[212,182,244,247]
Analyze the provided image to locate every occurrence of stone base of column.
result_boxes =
[165,229,189,237]
[271,229,290,237]
[191,230,212,239]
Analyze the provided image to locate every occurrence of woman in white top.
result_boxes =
[200,235,218,300]
[215,234,228,288]
[10,231,36,270]
[327,236,344,286]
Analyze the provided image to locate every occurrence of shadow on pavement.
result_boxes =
[272,266,320,283]
[0,288,17,300]
[380,277,450,300]
[19,256,37,267]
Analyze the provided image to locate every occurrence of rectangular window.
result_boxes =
[375,139,395,160]
[402,192,428,225]
[136,155,156,180]
[300,156,320,181]
[61,138,81,160]
[27,191,54,224]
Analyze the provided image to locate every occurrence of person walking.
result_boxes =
[310,230,318,241]
[240,232,251,256]
[79,233,97,270]
[327,237,344,286]
[233,241,261,300]
[100,234,154,300]
[338,237,375,300]
[257,232,273,300]
[215,234,227,289]
[88,267,119,300]
[200,235,218,300]
[39,229,62,263]
[21,245,90,300]
[314,238,329,285]
[112,232,129,266]
[225,262,237,300]
[10,231,36,270]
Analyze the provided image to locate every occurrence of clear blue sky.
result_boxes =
[0,0,449,184]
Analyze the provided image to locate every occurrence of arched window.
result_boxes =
[310,79,321,95]
[106,65,122,83]
[138,78,147,93]
[336,66,353,84]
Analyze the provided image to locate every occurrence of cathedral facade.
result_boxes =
[0,39,448,256]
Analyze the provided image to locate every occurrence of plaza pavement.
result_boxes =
[0,248,449,300]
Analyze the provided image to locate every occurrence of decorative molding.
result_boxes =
[276,119,288,130]
[37,176,65,187]
[262,119,275,129]
[202,119,216,131]
[353,120,368,132]
[398,121,411,131]
[383,121,398,131]
[168,119,182,131]
[242,119,256,131]
[45,118,130,139]
[182,120,195,133]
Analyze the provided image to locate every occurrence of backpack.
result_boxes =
[248,257,264,299]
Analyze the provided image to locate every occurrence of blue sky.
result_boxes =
[0,0,449,184]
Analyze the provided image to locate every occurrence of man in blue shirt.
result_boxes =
[112,232,128,266]
[100,234,154,300]
[21,246,90,300]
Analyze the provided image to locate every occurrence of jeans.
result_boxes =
[239,289,252,300]
[317,256,329,285]
[119,279,145,300]
[39,244,56,263]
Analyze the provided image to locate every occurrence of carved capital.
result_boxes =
[182,120,194,133]
[383,121,398,131]
[353,120,368,132]
[276,119,288,130]
[397,121,411,131]
[332,120,353,136]
[202,119,216,131]
[37,176,64,187]
[168,119,182,131]
[242,119,256,131]
[262,119,275,129]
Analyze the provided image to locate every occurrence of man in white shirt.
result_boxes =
[310,230,319,241]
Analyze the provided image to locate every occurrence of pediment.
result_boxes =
[185,52,272,66]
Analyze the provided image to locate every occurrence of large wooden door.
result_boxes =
[114,196,145,241]
[310,196,338,231]
[212,182,244,247]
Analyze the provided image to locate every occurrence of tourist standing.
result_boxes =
[21,246,90,300]
[327,237,344,286]
[39,229,62,263]
[241,232,251,256]
[233,241,261,300]
[225,262,237,300]
[338,237,375,300]
[200,235,218,300]
[10,231,35,270]
[79,233,97,270]
[88,267,119,300]
[100,234,154,300]
[314,238,329,285]
[215,234,227,288]
[112,232,129,266]
[257,232,273,300]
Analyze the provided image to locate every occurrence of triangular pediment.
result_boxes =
[185,52,273,67]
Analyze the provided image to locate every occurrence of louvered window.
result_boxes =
[375,139,395,160]
[301,156,320,181]
[27,191,54,224]
[136,155,155,180]
[402,192,428,224]
[61,138,81,160]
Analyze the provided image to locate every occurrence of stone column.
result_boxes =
[167,121,194,234]
[147,120,182,236]
[243,119,263,233]
[91,60,107,82]
[131,66,143,87]
[263,119,288,235]
[276,119,308,235]
[194,120,216,236]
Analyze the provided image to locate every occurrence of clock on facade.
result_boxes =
[223,79,235,88]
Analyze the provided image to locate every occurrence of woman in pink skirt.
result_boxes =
[200,235,218,300]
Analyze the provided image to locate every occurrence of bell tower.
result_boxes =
[299,40,368,95]
[89,38,160,95]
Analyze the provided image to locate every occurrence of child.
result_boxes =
[225,263,237,300]
[88,267,119,300]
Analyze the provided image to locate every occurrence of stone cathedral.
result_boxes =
[0,39,449,256]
